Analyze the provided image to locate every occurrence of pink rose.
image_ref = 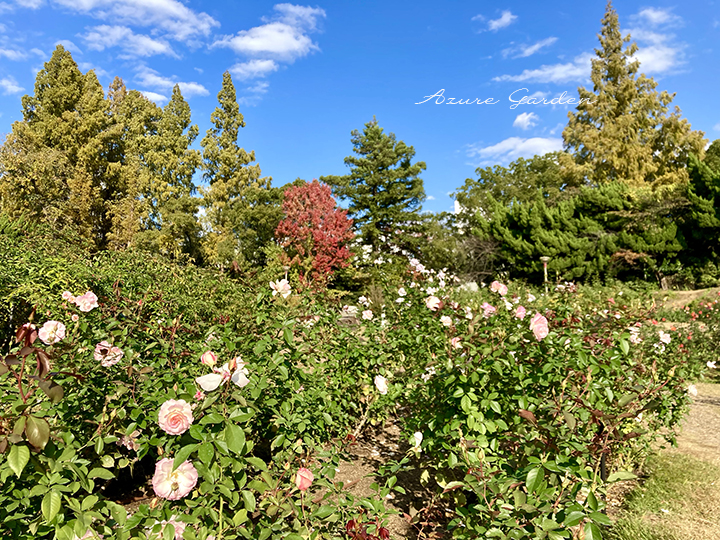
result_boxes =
[481,302,496,318]
[38,320,66,345]
[155,519,186,540]
[440,315,452,327]
[200,350,217,367]
[158,399,193,436]
[62,291,74,302]
[362,310,374,320]
[295,467,314,491]
[74,291,99,312]
[425,296,441,311]
[152,458,198,500]
[515,306,526,320]
[94,340,124,367]
[490,281,508,296]
[450,337,462,349]
[529,313,549,341]
[270,279,292,299]
[71,314,79,322]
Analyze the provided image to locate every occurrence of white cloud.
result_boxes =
[214,3,326,61]
[135,66,209,97]
[0,22,6,31]
[247,81,270,94]
[626,23,686,75]
[56,39,82,54]
[488,10,517,31]
[0,4,12,15]
[0,75,23,94]
[466,137,563,167]
[714,123,720,132]
[513,112,539,130]
[503,37,558,59]
[14,0,43,7]
[0,47,27,60]
[632,7,682,27]
[78,62,108,78]
[230,59,279,80]
[30,48,45,58]
[81,25,176,58]
[140,91,168,104]
[426,195,436,201]
[52,0,219,40]
[493,52,592,83]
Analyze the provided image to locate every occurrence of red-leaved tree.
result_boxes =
[275,180,354,286]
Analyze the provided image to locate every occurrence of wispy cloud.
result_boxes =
[0,47,27,60]
[55,39,82,54]
[81,25,177,58]
[714,122,720,132]
[632,7,682,27]
[52,0,219,40]
[426,195,436,201]
[0,75,23,94]
[493,53,592,83]
[513,112,539,130]
[229,59,279,80]
[466,137,562,167]
[140,91,168,104]
[626,8,686,74]
[503,37,558,59]
[135,66,208,98]
[488,10,517,31]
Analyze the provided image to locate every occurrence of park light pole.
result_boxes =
[540,256,550,294]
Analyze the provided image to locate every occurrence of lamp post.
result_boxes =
[540,256,550,294]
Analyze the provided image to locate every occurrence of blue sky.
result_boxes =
[0,1,718,213]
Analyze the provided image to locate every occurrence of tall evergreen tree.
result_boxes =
[201,72,276,267]
[562,2,705,187]
[704,140,720,175]
[320,117,426,251]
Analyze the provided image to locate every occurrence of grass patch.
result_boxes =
[608,453,720,540]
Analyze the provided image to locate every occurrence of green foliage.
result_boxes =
[321,117,426,252]
[562,2,706,188]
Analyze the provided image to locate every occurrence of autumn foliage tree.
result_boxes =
[275,180,354,286]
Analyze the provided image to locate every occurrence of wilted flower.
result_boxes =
[158,399,193,436]
[342,305,359,316]
[374,374,388,395]
[708,361,717,369]
[425,296,441,311]
[398,287,407,297]
[464,306,473,320]
[295,467,314,491]
[358,296,370,307]
[440,315,452,327]
[200,350,217,367]
[117,430,141,452]
[481,302,496,318]
[152,458,198,500]
[688,384,698,397]
[74,291,99,312]
[527,293,536,303]
[194,390,205,400]
[362,310,374,321]
[94,340,124,367]
[269,279,292,299]
[450,337,462,349]
[196,361,250,392]
[38,320,66,345]
[413,432,423,449]
[529,313,549,341]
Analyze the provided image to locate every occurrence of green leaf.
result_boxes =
[619,339,629,356]
[607,471,637,483]
[589,512,612,526]
[88,468,114,480]
[7,444,30,477]
[526,467,543,493]
[41,491,61,522]
[198,443,214,465]
[584,522,602,540]
[162,523,175,540]
[283,327,293,345]
[233,509,248,526]
[564,511,585,527]
[562,411,576,430]
[37,380,64,403]
[586,491,599,512]
[241,490,256,512]
[173,444,199,471]
[312,506,336,519]
[617,393,638,407]
[245,457,267,471]
[225,424,246,455]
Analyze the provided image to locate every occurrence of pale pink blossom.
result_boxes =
[450,337,462,349]
[94,340,124,367]
[270,279,292,299]
[440,315,452,327]
[295,467,314,491]
[529,313,549,341]
[152,458,198,500]
[425,296,441,311]
[38,320,66,345]
[62,291,74,302]
[374,374,388,395]
[194,390,205,400]
[158,399,193,436]
[200,350,217,367]
[74,291,99,312]
[688,384,698,397]
[658,331,671,344]
[153,519,186,540]
[481,302,496,318]
[464,307,473,320]
[196,361,250,392]
[708,361,717,369]
[490,281,508,296]
[362,310,374,320]
[71,314,79,322]
[398,287,407,297]
[515,306,527,320]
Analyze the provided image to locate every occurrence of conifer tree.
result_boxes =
[201,72,276,267]
[562,1,705,187]
[320,117,426,251]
